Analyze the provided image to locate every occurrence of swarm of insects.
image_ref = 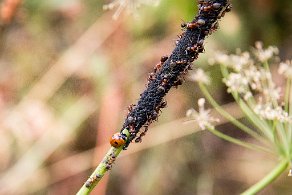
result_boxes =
[108,0,231,149]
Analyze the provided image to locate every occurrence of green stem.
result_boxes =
[241,159,289,195]
[288,78,292,148]
[76,129,130,195]
[199,83,263,142]
[284,78,290,112]
[207,126,272,154]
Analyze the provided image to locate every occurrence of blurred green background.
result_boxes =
[0,0,291,194]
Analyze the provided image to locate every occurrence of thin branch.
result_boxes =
[241,159,289,195]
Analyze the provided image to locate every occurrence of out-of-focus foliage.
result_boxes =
[0,0,291,194]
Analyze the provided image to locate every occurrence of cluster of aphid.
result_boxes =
[109,0,231,149]
[104,152,116,170]
[85,173,101,188]
[84,153,116,188]
[147,56,168,86]
[134,100,167,143]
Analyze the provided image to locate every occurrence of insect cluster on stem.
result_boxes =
[108,0,231,149]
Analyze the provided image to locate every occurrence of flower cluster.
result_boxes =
[214,42,282,103]
[190,42,292,124]
[254,103,291,122]
[187,42,292,183]
[188,68,210,85]
[278,60,292,79]
[209,50,252,71]
[186,98,219,130]
[253,41,279,63]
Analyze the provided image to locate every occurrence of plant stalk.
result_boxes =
[241,159,289,195]
[76,129,130,195]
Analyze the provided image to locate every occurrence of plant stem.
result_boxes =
[199,83,263,141]
[241,159,289,195]
[206,126,272,154]
[76,129,130,195]
[76,1,231,193]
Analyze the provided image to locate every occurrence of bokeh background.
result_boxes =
[0,0,291,194]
